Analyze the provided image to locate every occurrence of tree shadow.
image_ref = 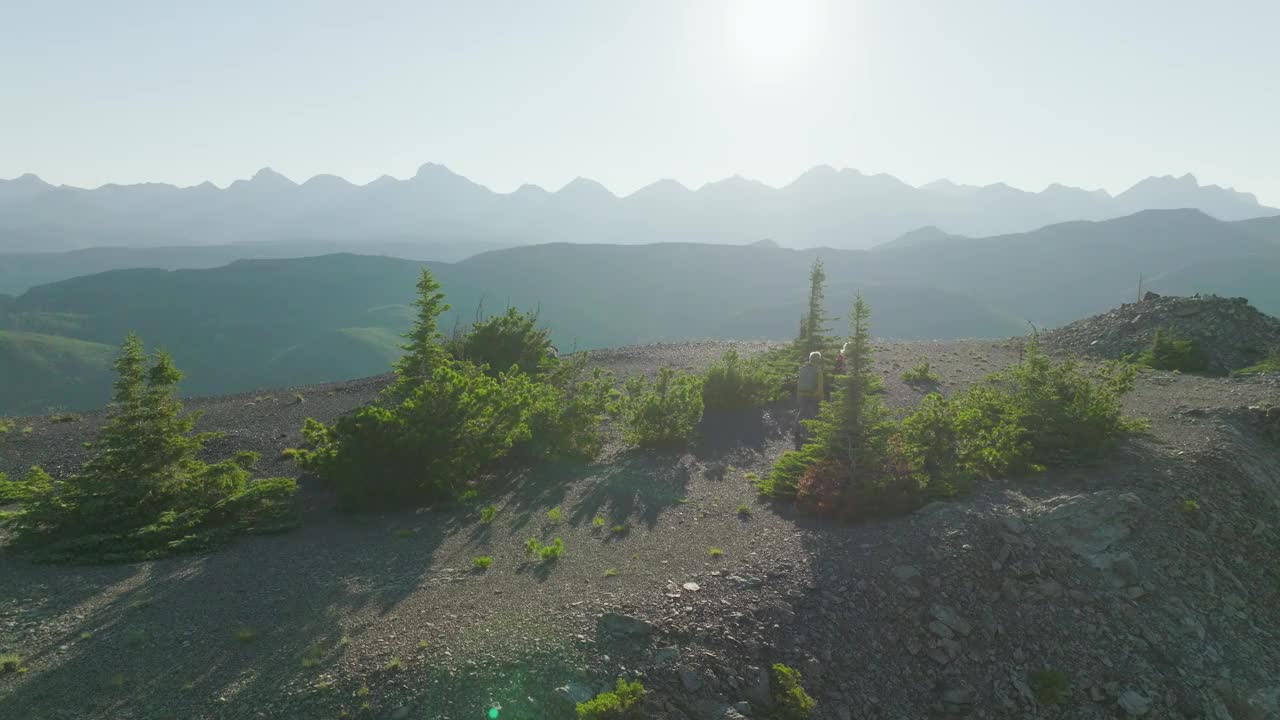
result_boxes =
[0,502,464,720]
[568,448,692,530]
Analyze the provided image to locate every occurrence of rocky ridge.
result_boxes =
[1042,293,1280,373]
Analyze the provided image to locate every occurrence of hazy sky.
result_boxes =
[3,0,1278,204]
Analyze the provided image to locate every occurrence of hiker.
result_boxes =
[795,351,825,449]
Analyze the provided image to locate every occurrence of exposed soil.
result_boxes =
[2,339,1278,720]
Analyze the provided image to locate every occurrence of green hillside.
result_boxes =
[4,210,1279,414]
[0,331,117,414]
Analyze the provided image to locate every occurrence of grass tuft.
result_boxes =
[610,524,627,535]
[235,627,257,643]
[736,504,752,516]
[592,516,606,529]
[603,568,618,578]
[385,656,402,671]
[547,506,562,523]
[472,555,493,569]
[708,547,724,558]
[479,505,498,524]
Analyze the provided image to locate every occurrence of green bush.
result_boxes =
[770,664,816,719]
[290,269,614,510]
[772,299,1143,521]
[479,505,498,523]
[901,360,939,385]
[1135,328,1208,372]
[525,537,564,561]
[294,363,539,510]
[702,349,779,410]
[1,334,297,562]
[458,307,556,378]
[472,555,493,569]
[618,368,703,447]
[576,677,645,719]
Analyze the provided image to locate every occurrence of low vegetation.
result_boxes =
[617,367,703,447]
[770,663,816,719]
[1134,328,1208,372]
[479,505,498,524]
[472,555,493,569]
[901,359,939,385]
[547,506,562,523]
[290,269,614,511]
[702,349,783,410]
[0,334,298,562]
[761,298,1143,521]
[1,652,24,673]
[575,677,646,719]
[1235,350,1280,375]
[707,547,723,558]
[525,537,564,561]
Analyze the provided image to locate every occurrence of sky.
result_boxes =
[2,0,1278,204]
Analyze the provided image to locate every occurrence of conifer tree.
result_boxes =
[392,268,452,392]
[802,258,832,355]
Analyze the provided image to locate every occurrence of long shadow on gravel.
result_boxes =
[568,448,693,529]
[0,508,464,720]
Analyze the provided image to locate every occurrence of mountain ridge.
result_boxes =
[2,164,1274,253]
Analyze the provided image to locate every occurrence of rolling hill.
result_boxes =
[2,209,1278,414]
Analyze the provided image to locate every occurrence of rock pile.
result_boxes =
[1042,293,1280,373]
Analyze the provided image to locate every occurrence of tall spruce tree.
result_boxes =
[802,258,832,355]
[392,268,452,393]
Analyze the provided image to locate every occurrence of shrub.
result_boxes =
[547,506,562,523]
[901,360,939,385]
[774,302,1143,521]
[1031,669,1069,705]
[576,677,645,719]
[1182,498,1201,514]
[2,335,297,562]
[540,537,565,561]
[618,368,703,447]
[708,547,723,558]
[292,269,613,510]
[385,657,402,671]
[525,537,564,561]
[473,555,493,569]
[479,505,499,524]
[610,524,627,535]
[1136,328,1208,372]
[49,413,80,423]
[592,516,606,529]
[0,653,23,673]
[771,664,815,719]
[702,350,777,410]
[736,504,752,516]
[458,307,556,378]
[0,418,12,434]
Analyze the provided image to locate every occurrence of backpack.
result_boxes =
[797,364,819,394]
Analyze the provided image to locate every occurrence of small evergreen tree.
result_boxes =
[5,334,296,561]
[390,268,451,396]
[800,258,833,355]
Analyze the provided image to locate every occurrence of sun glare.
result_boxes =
[726,0,824,77]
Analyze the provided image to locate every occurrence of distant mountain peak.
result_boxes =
[558,177,614,198]
[5,173,51,187]
[250,167,295,185]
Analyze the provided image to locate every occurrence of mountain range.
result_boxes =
[2,164,1275,254]
[2,208,1278,415]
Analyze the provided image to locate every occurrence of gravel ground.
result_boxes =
[2,339,1278,720]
